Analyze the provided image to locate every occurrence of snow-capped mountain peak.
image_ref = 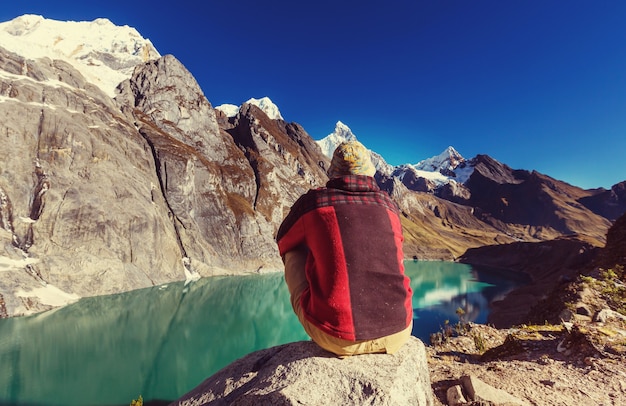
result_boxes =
[316,122,474,187]
[331,121,358,142]
[245,97,284,120]
[391,146,474,188]
[0,15,474,191]
[214,103,240,118]
[0,14,160,97]
[316,121,358,158]
[215,96,284,120]
[316,121,394,176]
[414,146,465,173]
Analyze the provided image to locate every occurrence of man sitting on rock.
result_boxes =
[276,140,413,357]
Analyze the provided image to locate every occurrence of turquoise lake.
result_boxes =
[0,261,526,405]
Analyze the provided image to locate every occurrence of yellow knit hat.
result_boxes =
[328,141,376,178]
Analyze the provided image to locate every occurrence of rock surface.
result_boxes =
[429,214,626,405]
[172,337,434,406]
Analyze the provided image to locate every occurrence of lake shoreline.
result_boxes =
[459,236,600,328]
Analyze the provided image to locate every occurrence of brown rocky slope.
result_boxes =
[427,213,626,405]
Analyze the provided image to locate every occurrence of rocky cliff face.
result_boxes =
[0,46,185,316]
[114,54,295,275]
[0,49,328,317]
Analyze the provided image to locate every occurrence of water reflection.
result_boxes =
[0,273,307,406]
[404,261,527,341]
[0,261,525,405]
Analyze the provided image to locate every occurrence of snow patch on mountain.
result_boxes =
[414,146,464,172]
[316,121,357,157]
[215,103,240,117]
[0,14,160,97]
[393,165,451,186]
[246,97,283,120]
[215,97,284,120]
[410,146,474,184]
[451,164,475,184]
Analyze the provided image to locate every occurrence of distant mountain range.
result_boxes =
[219,103,472,189]
[0,15,624,318]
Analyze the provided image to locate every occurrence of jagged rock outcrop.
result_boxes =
[225,102,329,225]
[398,167,438,193]
[600,211,626,269]
[173,337,434,406]
[115,55,283,274]
[435,180,471,202]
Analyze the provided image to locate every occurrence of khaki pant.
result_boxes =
[283,250,412,357]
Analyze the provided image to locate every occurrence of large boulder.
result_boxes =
[173,337,434,405]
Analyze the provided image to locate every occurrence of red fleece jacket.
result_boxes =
[276,175,413,341]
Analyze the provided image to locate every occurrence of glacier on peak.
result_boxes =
[246,97,284,120]
[215,103,240,118]
[0,14,161,97]
[407,146,474,184]
[215,96,284,121]
[401,146,474,185]
[413,145,465,173]
[316,121,358,158]
[330,121,357,142]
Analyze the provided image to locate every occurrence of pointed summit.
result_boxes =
[392,145,474,185]
[316,121,358,158]
[414,146,466,173]
[331,121,358,142]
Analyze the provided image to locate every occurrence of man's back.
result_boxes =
[277,175,412,341]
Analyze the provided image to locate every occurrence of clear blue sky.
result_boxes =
[2,1,625,189]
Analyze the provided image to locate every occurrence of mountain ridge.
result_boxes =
[0,14,609,192]
[0,14,624,318]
